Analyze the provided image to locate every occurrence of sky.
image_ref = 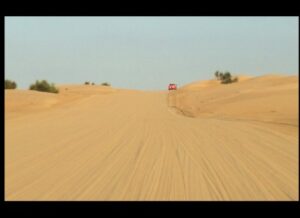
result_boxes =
[5,16,299,90]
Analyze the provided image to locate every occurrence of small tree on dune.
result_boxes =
[5,79,17,89]
[29,80,59,93]
[214,71,220,79]
[214,71,238,84]
[101,82,110,86]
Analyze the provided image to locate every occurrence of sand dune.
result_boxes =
[170,75,298,125]
[5,75,298,200]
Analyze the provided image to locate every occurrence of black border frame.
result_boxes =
[1,6,299,215]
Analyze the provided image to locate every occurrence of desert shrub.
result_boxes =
[5,80,17,89]
[29,80,59,93]
[101,82,110,86]
[214,71,238,84]
[214,71,220,79]
[84,81,90,85]
[220,72,231,84]
[91,82,95,85]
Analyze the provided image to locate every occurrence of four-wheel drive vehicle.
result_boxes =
[168,83,177,90]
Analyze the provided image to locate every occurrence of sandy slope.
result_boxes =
[171,75,298,126]
[5,76,298,200]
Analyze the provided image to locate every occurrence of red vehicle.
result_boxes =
[168,83,177,90]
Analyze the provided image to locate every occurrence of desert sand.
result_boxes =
[5,75,299,200]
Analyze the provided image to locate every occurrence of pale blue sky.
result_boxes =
[5,16,299,90]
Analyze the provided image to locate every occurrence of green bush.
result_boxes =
[5,80,17,89]
[91,82,95,85]
[214,71,220,79]
[101,82,110,86]
[84,81,90,85]
[29,80,59,93]
[214,71,238,84]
